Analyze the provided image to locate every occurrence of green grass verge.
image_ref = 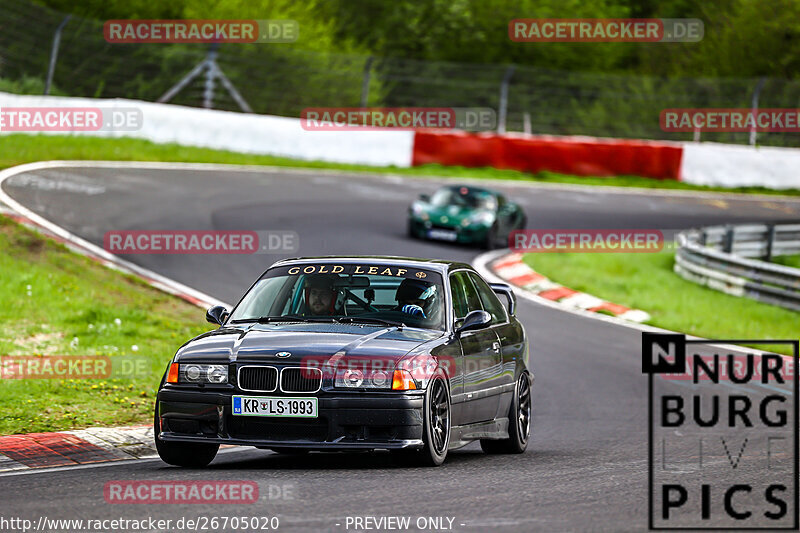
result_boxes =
[522,251,799,352]
[0,216,212,435]
[772,254,800,269]
[1,134,798,196]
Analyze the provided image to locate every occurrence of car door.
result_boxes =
[469,272,519,418]
[450,271,501,424]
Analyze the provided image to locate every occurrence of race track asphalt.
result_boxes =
[2,165,799,532]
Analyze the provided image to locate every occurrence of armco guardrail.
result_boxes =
[674,223,800,311]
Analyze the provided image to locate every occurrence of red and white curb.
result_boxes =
[0,425,154,472]
[490,252,651,323]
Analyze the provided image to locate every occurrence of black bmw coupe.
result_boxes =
[155,256,532,467]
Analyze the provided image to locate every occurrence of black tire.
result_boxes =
[154,407,219,467]
[407,220,416,239]
[483,224,499,250]
[480,373,531,454]
[391,376,451,466]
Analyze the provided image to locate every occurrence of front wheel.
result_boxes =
[407,220,417,239]
[483,224,499,250]
[480,373,531,454]
[154,407,219,467]
[392,376,451,466]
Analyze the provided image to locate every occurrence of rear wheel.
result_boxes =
[483,224,499,250]
[480,373,531,454]
[154,407,219,467]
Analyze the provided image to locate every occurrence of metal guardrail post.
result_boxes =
[360,56,374,108]
[749,77,767,146]
[497,66,515,134]
[764,224,775,261]
[523,112,532,135]
[45,15,71,96]
[723,226,734,253]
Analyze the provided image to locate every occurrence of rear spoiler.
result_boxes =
[489,282,516,316]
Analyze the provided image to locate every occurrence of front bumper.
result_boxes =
[408,218,489,244]
[156,388,425,450]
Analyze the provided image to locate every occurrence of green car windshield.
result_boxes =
[430,188,497,210]
[229,263,446,330]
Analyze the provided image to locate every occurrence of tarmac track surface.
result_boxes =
[2,165,799,532]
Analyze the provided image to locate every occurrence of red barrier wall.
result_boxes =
[412,131,683,180]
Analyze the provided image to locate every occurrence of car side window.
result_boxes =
[450,271,483,319]
[469,273,508,324]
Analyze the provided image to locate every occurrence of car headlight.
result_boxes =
[411,204,429,220]
[334,368,392,389]
[178,364,228,384]
[464,212,494,226]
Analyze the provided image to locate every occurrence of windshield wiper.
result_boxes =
[337,316,406,328]
[230,315,339,324]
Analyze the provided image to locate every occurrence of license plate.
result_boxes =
[232,396,318,418]
[427,229,457,241]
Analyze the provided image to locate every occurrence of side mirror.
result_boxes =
[456,310,491,336]
[490,283,516,316]
[205,305,229,326]
[419,194,431,202]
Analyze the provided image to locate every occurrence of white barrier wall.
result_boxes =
[2,92,800,189]
[681,142,800,190]
[0,93,415,168]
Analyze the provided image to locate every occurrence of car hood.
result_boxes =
[175,322,443,365]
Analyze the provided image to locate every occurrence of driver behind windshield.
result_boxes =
[395,278,438,319]
[302,274,343,315]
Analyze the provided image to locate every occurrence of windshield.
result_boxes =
[430,188,497,210]
[229,263,446,330]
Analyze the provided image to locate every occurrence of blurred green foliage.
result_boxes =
[30,0,800,77]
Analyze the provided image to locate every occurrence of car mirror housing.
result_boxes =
[456,310,492,336]
[205,305,229,326]
[490,283,516,316]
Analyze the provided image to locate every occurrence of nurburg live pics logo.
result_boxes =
[642,333,799,530]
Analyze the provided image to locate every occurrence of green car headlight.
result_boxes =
[411,204,429,220]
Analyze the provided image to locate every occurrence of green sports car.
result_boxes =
[408,185,526,249]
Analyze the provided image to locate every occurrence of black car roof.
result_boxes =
[272,256,473,274]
